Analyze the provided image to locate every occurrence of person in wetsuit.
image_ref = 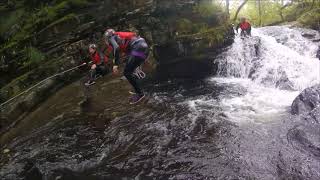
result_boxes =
[104,29,149,104]
[236,17,252,37]
[85,44,107,86]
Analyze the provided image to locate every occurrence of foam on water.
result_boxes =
[187,26,320,124]
[211,78,299,123]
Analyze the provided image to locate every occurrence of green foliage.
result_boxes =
[23,0,88,9]
[0,0,90,64]
[231,1,282,26]
[193,1,224,18]
[176,18,194,34]
[175,18,211,35]
[298,8,320,29]
[176,23,230,51]
[0,8,24,37]
[283,1,320,21]
[38,13,78,34]
[24,47,45,67]
[198,24,228,44]
[229,0,320,27]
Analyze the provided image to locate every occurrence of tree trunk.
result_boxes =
[233,0,249,21]
[310,0,315,10]
[279,2,293,21]
[226,0,230,17]
[258,0,262,26]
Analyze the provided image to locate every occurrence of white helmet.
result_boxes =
[88,44,97,49]
[104,29,115,38]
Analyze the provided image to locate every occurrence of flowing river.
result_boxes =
[1,26,320,180]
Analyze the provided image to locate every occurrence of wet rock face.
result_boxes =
[291,84,320,115]
[303,107,320,124]
[0,0,233,128]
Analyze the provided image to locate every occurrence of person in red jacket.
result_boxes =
[236,17,251,37]
[85,44,107,86]
[104,29,149,104]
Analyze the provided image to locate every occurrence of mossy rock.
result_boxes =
[37,14,80,42]
[175,18,194,34]
[175,23,231,53]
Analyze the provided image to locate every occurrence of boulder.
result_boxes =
[303,106,320,124]
[291,84,320,115]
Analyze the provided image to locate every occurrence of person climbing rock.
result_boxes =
[85,44,108,86]
[236,17,252,37]
[104,29,149,104]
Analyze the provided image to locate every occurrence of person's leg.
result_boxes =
[85,67,97,86]
[240,30,245,37]
[247,29,251,36]
[95,65,103,78]
[90,68,97,81]
[97,64,108,76]
[124,56,145,95]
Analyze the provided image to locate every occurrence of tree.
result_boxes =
[310,0,315,10]
[226,0,230,17]
[233,0,249,21]
[279,2,293,21]
[258,0,262,26]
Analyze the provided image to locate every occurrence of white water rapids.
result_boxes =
[2,25,320,180]
[187,26,320,124]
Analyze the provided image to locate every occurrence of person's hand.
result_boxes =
[91,64,96,70]
[113,65,119,75]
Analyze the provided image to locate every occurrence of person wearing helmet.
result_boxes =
[104,29,149,104]
[85,44,107,86]
[236,17,251,37]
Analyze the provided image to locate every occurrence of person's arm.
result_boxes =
[91,54,98,65]
[109,36,120,65]
[98,52,105,65]
[236,23,240,33]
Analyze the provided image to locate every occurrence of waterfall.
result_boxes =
[215,26,320,91]
[187,26,320,124]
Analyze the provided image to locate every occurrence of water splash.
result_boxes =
[188,26,320,124]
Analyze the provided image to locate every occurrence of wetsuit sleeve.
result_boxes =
[109,36,120,65]
[98,52,104,65]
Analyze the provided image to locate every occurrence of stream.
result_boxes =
[1,25,320,180]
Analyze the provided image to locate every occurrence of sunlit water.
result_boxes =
[1,26,320,179]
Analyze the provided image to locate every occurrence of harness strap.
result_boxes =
[133,66,146,79]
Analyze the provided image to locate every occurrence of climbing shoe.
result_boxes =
[94,74,102,80]
[129,91,136,95]
[129,94,145,104]
[85,80,96,86]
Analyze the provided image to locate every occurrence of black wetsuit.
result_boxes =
[108,35,149,95]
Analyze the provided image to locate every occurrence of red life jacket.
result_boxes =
[240,21,251,30]
[114,32,137,53]
[105,45,113,59]
[90,51,108,65]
